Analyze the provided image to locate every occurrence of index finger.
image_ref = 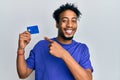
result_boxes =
[21,31,31,35]
[44,37,54,43]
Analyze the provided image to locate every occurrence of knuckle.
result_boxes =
[49,50,52,53]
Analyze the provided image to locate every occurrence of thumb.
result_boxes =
[44,37,54,43]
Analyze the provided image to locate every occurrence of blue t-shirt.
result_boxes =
[26,37,93,80]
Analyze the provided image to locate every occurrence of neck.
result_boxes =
[57,36,72,44]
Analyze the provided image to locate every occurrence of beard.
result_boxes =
[58,29,74,40]
[60,34,73,40]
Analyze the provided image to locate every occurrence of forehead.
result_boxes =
[59,10,77,19]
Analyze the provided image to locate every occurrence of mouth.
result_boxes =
[65,29,74,35]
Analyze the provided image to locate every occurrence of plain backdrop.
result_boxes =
[0,0,120,80]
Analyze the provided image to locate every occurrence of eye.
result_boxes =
[62,19,67,23]
[72,19,77,23]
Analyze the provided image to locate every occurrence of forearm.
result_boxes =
[62,51,92,80]
[16,49,29,79]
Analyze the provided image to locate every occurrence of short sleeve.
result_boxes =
[26,50,35,70]
[79,44,94,72]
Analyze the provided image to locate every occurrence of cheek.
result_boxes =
[60,23,66,28]
[75,26,77,30]
[74,24,77,29]
[59,24,66,31]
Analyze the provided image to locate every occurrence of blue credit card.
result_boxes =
[27,25,39,34]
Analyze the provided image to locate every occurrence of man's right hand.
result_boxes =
[17,31,33,79]
[18,31,31,50]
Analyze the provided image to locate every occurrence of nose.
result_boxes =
[67,20,72,28]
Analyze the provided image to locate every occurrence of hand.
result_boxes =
[44,37,67,58]
[18,31,31,50]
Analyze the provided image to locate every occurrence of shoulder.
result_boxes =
[32,39,48,50]
[73,40,89,49]
[33,37,55,49]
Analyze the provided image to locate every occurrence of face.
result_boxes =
[57,10,78,40]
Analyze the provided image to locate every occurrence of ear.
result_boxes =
[56,22,59,28]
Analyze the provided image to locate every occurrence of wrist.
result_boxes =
[17,48,25,55]
[61,51,68,60]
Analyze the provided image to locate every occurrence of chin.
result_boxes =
[61,35,73,40]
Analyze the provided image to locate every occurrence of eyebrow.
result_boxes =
[61,17,77,20]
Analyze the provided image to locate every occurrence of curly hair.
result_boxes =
[53,3,82,23]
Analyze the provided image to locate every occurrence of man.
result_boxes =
[17,3,93,80]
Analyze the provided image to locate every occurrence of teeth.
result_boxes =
[66,30,72,34]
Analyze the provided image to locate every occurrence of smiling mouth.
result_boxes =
[65,29,74,35]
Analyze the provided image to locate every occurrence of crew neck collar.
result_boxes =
[53,37,74,46]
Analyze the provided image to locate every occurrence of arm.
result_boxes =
[62,51,92,80]
[45,37,92,80]
[16,31,33,79]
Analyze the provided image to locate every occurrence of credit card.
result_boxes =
[27,25,39,34]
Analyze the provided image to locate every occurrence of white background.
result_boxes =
[0,0,120,80]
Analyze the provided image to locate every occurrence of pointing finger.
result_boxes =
[44,37,54,43]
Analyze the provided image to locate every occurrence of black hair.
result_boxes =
[53,3,82,23]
